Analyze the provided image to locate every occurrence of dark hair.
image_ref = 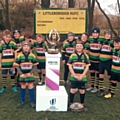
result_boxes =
[78,32,89,40]
[114,37,120,43]
[82,32,89,38]
[24,31,32,39]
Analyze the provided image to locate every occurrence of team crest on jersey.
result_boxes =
[90,44,100,50]
[82,60,84,62]
[66,47,75,53]
[112,56,120,63]
[3,47,6,50]
[21,60,25,62]
[36,48,45,53]
[101,46,111,52]
[3,49,13,56]
[73,63,84,69]
[21,63,32,69]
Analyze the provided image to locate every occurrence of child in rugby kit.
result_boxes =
[12,30,24,87]
[86,27,104,93]
[13,41,38,108]
[78,32,89,53]
[34,34,48,85]
[104,37,120,98]
[67,41,90,106]
[98,30,113,97]
[0,30,18,94]
[61,32,76,85]
[24,32,34,50]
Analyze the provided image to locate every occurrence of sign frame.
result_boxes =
[33,8,88,36]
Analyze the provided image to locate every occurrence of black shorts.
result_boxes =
[89,62,99,71]
[37,62,45,69]
[110,72,120,82]
[70,81,85,89]
[99,60,112,75]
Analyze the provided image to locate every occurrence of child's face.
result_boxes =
[92,32,99,39]
[14,32,20,39]
[104,33,111,40]
[81,34,88,43]
[4,34,12,42]
[114,42,120,50]
[68,36,74,42]
[23,45,30,52]
[76,44,84,53]
[36,37,43,43]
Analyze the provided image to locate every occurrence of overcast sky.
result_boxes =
[98,0,117,14]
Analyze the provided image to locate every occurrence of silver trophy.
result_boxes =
[46,29,60,54]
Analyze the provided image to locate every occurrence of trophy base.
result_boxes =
[48,49,59,54]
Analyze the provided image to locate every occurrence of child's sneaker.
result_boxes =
[12,86,18,92]
[0,87,6,94]
[97,90,104,97]
[31,102,36,108]
[91,87,98,93]
[86,87,94,91]
[104,92,115,99]
[38,79,43,85]
[17,101,24,107]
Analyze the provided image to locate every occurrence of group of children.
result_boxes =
[62,27,120,109]
[0,28,120,110]
[0,29,47,108]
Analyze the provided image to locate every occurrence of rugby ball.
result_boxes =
[69,102,84,112]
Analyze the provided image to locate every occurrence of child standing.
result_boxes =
[13,41,38,108]
[61,32,76,85]
[34,34,48,85]
[104,37,120,98]
[67,41,90,106]
[86,27,104,93]
[98,30,113,97]
[12,30,24,87]
[0,30,18,94]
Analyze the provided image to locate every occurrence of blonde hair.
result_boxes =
[3,29,12,37]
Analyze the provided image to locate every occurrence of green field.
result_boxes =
[0,67,120,120]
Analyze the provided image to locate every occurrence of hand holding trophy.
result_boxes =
[46,29,60,54]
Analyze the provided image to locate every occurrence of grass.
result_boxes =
[0,66,120,120]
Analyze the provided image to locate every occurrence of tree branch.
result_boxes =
[0,0,6,13]
[117,0,120,14]
[91,0,95,14]
[96,0,118,37]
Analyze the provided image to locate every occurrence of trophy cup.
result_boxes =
[46,29,60,54]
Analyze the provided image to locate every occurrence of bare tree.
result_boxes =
[96,0,117,37]
[74,0,87,8]
[0,0,10,29]
[5,0,10,30]
[50,0,68,8]
[117,0,120,14]
[87,0,95,35]
[41,0,50,8]
[68,0,75,8]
